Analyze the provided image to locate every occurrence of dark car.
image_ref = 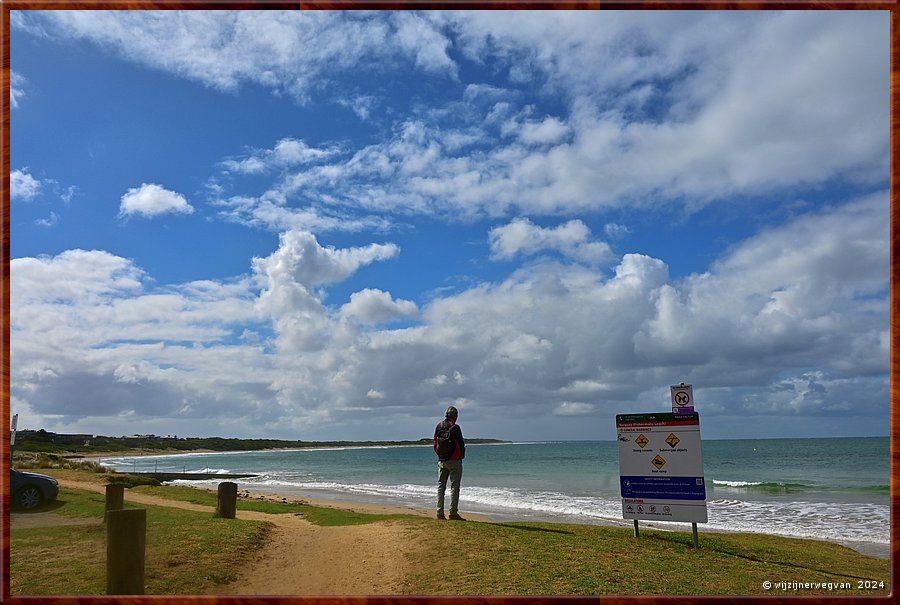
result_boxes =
[10,469,60,510]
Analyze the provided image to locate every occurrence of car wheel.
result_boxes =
[14,486,43,510]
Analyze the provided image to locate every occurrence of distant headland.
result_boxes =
[12,429,510,455]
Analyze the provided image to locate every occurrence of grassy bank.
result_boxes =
[10,468,891,596]
[10,486,270,594]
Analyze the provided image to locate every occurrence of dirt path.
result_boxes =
[47,479,419,595]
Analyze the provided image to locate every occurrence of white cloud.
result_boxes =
[35,212,59,228]
[119,183,194,218]
[253,230,399,291]
[555,402,596,416]
[604,223,629,239]
[8,11,888,439]
[9,194,887,438]
[11,168,41,201]
[14,11,454,102]
[211,195,392,234]
[337,95,377,121]
[489,218,613,265]
[10,71,26,109]
[221,138,338,174]
[392,12,456,76]
[518,117,569,145]
[31,12,882,222]
[341,289,418,325]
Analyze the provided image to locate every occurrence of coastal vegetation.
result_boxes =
[10,466,889,596]
[12,429,507,455]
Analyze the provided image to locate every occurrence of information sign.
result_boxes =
[616,412,707,523]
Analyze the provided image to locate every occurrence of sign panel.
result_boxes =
[670,384,694,414]
[616,412,707,523]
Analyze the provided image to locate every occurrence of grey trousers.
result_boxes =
[437,459,463,514]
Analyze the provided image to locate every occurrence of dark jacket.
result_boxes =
[433,419,465,462]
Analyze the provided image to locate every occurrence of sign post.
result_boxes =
[616,411,707,546]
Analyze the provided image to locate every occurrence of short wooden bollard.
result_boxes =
[216,482,238,519]
[104,483,125,522]
[106,508,146,595]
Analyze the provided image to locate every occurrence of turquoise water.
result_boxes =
[103,437,889,552]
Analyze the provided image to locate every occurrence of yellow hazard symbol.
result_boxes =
[635,434,649,448]
[665,433,680,448]
[652,455,667,469]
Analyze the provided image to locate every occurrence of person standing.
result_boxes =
[434,405,466,520]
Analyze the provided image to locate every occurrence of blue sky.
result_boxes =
[8,10,889,441]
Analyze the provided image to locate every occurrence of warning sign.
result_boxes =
[670,384,695,415]
[616,411,707,524]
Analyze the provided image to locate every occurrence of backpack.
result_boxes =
[435,421,455,458]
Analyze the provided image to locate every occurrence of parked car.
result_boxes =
[10,469,59,510]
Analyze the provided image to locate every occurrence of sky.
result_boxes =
[7,10,890,442]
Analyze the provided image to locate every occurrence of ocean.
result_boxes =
[99,437,890,557]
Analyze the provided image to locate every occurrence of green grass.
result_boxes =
[130,483,412,526]
[402,519,891,595]
[10,487,270,595]
[11,469,891,596]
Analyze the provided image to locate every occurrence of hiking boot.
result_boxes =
[448,513,466,521]
[437,511,446,520]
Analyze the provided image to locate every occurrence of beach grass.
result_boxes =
[10,469,891,596]
[10,486,270,595]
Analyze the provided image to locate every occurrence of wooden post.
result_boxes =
[106,508,146,595]
[692,522,699,548]
[633,519,640,538]
[104,483,125,523]
[216,482,238,519]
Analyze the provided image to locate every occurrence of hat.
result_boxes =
[444,405,459,419]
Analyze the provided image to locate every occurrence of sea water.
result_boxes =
[100,437,889,557]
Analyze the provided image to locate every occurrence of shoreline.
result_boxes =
[75,450,890,561]
[187,480,891,561]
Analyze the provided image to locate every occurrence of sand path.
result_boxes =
[46,479,419,595]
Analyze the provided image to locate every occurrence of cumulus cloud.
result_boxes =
[341,289,418,325]
[253,230,399,291]
[119,183,194,218]
[9,193,888,438]
[518,117,570,145]
[8,11,888,439]
[489,218,614,265]
[11,168,41,201]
